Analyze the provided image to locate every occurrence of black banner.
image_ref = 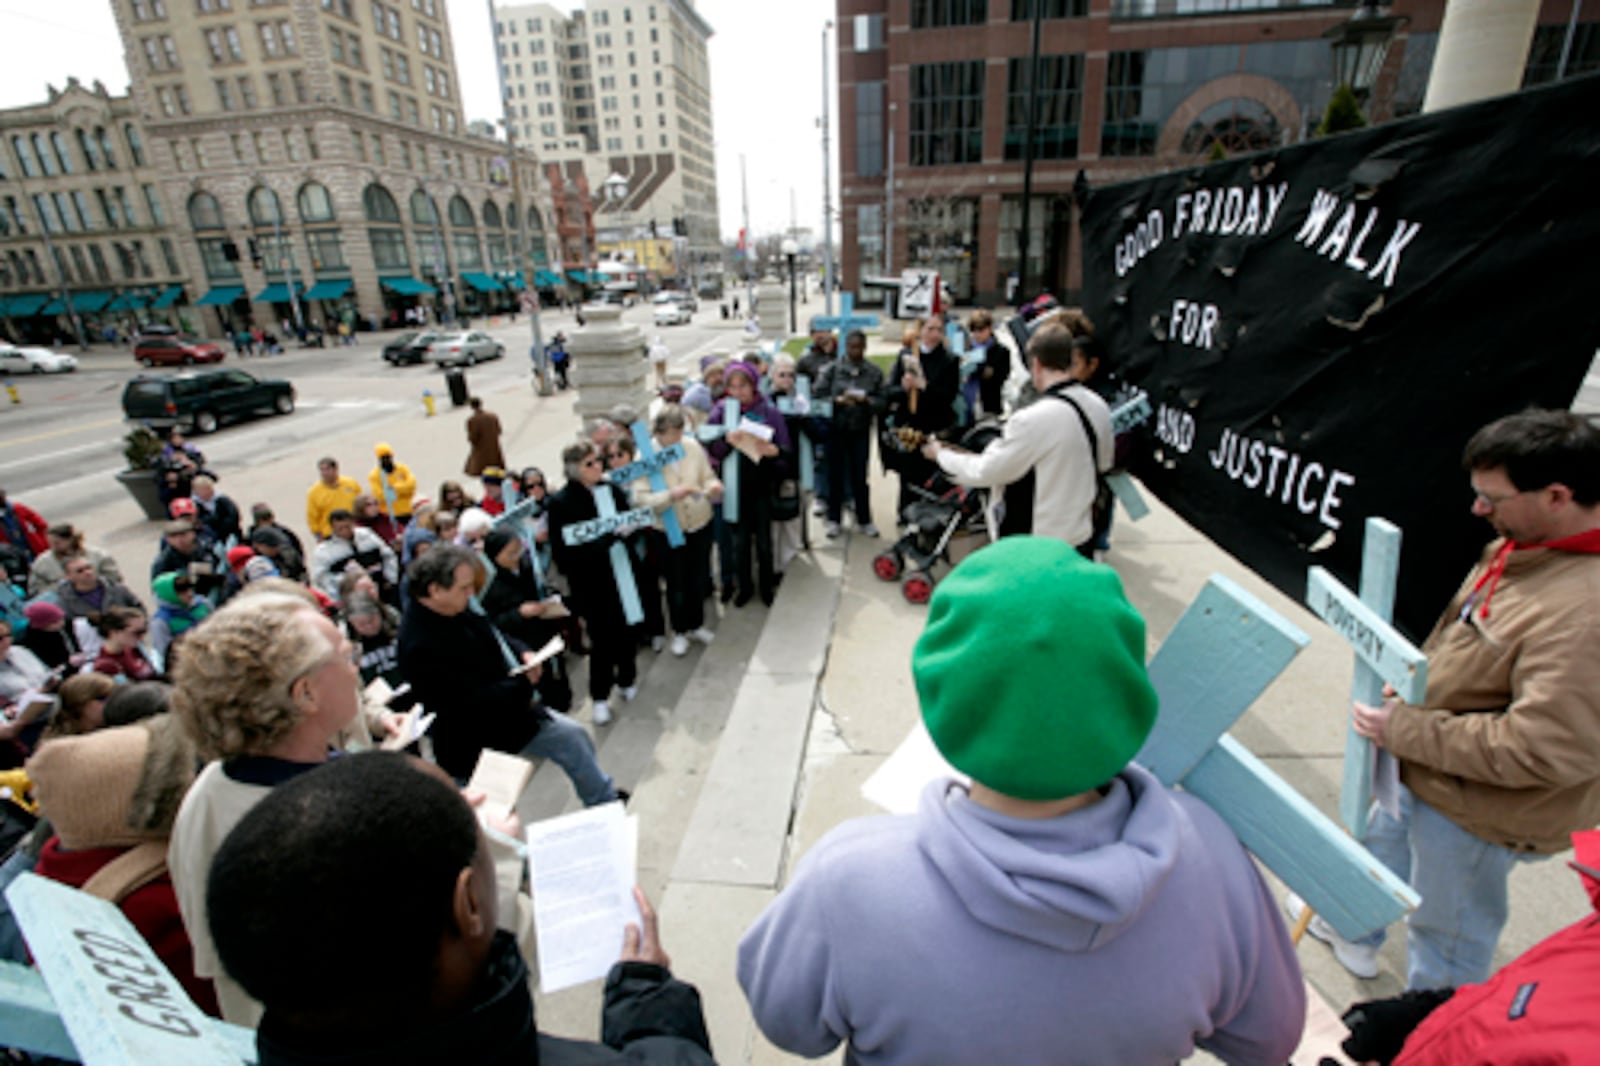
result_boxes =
[1081,74,1600,640]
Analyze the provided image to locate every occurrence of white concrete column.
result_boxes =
[569,304,651,419]
[756,278,788,341]
[1422,0,1541,114]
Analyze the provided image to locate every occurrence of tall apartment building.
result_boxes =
[1,0,557,337]
[838,0,1597,308]
[493,0,720,284]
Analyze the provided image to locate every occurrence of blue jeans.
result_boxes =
[520,711,616,807]
[1359,784,1537,990]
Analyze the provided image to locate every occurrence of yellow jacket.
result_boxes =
[305,476,362,538]
[369,461,417,518]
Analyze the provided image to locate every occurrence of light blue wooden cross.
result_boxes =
[809,292,879,335]
[1137,574,1419,940]
[1306,517,1429,839]
[775,377,833,494]
[491,494,550,585]
[607,419,687,547]
[1105,390,1153,521]
[560,490,654,625]
[694,398,743,524]
[1,872,259,1064]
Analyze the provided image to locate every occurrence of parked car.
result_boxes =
[382,331,440,366]
[133,335,226,368]
[652,296,691,327]
[425,331,504,367]
[121,368,295,434]
[661,290,698,313]
[0,344,77,374]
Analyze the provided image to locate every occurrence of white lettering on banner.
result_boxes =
[1155,404,1195,454]
[1207,427,1356,530]
[1113,210,1164,278]
[1169,299,1220,350]
[1293,189,1421,289]
[1172,182,1288,240]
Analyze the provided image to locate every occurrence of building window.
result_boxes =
[906,196,978,298]
[856,80,885,176]
[188,190,225,229]
[290,70,307,102]
[352,129,366,161]
[238,76,258,108]
[267,71,285,104]
[371,133,385,164]
[337,74,354,106]
[143,185,166,225]
[1524,22,1600,86]
[159,238,180,275]
[1111,0,1338,16]
[1004,54,1083,160]
[853,13,884,51]
[1011,0,1086,18]
[451,232,482,268]
[909,61,985,166]
[215,78,236,110]
[198,237,240,279]
[308,230,347,271]
[910,0,987,29]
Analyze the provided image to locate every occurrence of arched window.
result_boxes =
[124,124,146,166]
[187,191,225,230]
[248,186,283,226]
[363,184,401,223]
[298,182,335,223]
[49,133,73,174]
[482,200,503,230]
[96,127,117,168]
[76,130,101,171]
[32,135,57,176]
[448,195,475,228]
[410,189,438,225]
[10,136,36,177]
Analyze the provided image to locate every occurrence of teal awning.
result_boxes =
[381,276,436,296]
[149,285,184,309]
[253,282,304,303]
[104,293,140,312]
[462,272,504,294]
[41,290,113,314]
[566,270,593,284]
[0,294,49,316]
[39,299,64,315]
[534,270,563,288]
[505,272,528,291]
[303,278,352,301]
[196,285,245,307]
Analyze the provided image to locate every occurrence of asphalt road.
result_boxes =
[0,303,737,522]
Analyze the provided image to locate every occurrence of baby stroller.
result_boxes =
[872,422,1001,604]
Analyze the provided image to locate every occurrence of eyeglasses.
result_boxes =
[1473,487,1530,509]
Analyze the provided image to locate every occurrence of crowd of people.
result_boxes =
[0,299,1595,1065]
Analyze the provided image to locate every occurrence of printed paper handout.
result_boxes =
[525,801,641,993]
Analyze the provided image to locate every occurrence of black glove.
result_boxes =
[1340,987,1455,1065]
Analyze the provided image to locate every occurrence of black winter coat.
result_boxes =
[547,481,634,630]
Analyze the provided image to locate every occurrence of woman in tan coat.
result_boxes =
[463,396,505,476]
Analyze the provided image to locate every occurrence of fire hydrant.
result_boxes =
[5,381,19,405]
[422,389,436,417]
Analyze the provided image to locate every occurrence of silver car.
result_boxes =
[425,331,505,367]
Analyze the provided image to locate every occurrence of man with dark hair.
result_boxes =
[816,329,886,538]
[310,508,398,602]
[207,752,714,1065]
[306,458,362,540]
[51,553,143,624]
[1293,409,1600,990]
[397,544,621,804]
[922,317,1112,554]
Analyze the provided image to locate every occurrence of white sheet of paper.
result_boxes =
[861,721,966,815]
[466,750,536,821]
[379,705,435,751]
[525,802,641,993]
[737,418,775,442]
[363,677,394,706]
[509,635,566,676]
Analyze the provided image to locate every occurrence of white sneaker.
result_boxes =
[670,634,689,657]
[651,636,665,653]
[689,627,715,645]
[1285,893,1380,979]
[859,523,880,538]
[592,700,612,726]
[619,685,638,703]
[825,521,842,538]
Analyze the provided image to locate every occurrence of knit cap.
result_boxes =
[481,467,506,484]
[226,545,256,572]
[913,538,1158,801]
[26,715,197,850]
[374,442,395,457]
[242,556,280,582]
[23,601,65,629]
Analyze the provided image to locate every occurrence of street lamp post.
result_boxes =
[781,237,798,335]
[603,172,631,297]
[1323,0,1408,102]
[820,18,835,317]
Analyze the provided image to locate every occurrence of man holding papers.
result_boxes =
[737,538,1302,1064]
[207,753,714,1065]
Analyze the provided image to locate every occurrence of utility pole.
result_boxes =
[741,152,753,313]
[271,211,305,336]
[885,102,895,276]
[26,192,87,352]
[1016,0,1045,302]
[820,18,835,316]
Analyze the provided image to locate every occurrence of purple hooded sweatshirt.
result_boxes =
[738,765,1304,1065]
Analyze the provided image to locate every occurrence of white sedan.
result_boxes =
[0,344,78,374]
[652,297,690,327]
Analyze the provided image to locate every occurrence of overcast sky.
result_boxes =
[0,0,838,246]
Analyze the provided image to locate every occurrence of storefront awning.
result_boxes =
[380,276,436,296]
[504,272,528,291]
[253,282,305,304]
[41,290,114,315]
[566,270,593,284]
[104,293,141,312]
[534,270,564,288]
[0,294,49,317]
[148,285,184,309]
[196,286,246,307]
[303,279,353,301]
[461,272,504,294]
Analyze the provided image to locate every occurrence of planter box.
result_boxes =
[115,469,170,522]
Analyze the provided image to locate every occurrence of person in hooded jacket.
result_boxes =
[478,528,573,714]
[207,752,712,1066]
[149,572,215,660]
[737,538,1303,1065]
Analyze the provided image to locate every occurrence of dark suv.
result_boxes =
[133,335,226,367]
[121,368,295,434]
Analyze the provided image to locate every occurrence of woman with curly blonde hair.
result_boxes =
[166,590,362,1026]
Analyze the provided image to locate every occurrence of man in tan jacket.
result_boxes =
[1298,409,1600,991]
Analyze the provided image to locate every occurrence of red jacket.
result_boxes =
[0,501,47,556]
[33,837,221,1016]
[1396,830,1600,1065]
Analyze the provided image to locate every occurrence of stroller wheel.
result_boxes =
[901,572,935,605]
[872,550,903,582]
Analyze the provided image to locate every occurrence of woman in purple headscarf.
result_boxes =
[703,361,792,607]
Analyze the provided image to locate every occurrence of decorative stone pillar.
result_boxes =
[757,277,788,341]
[569,304,651,420]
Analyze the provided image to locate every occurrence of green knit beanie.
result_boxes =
[913,537,1158,801]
